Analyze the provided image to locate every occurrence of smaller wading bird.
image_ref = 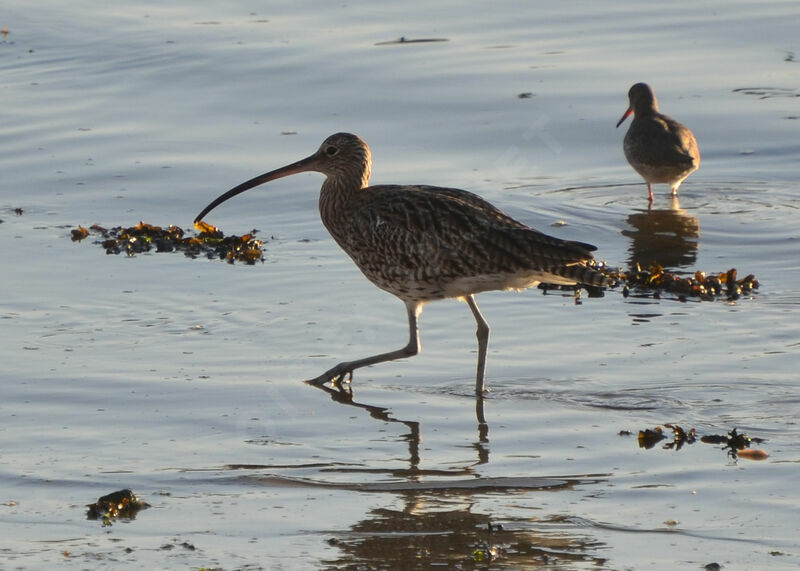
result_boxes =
[195,133,612,395]
[617,83,700,203]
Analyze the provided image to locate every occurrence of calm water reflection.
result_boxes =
[623,197,700,270]
[308,381,494,469]
[322,490,609,569]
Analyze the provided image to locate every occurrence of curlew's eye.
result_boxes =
[325,145,338,156]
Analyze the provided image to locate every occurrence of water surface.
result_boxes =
[1,1,799,568]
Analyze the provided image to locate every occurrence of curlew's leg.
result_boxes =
[306,301,421,386]
[647,183,654,203]
[464,294,490,395]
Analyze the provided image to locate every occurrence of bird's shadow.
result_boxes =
[305,378,491,469]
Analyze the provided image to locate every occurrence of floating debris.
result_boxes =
[472,542,502,563]
[617,264,758,302]
[542,261,759,302]
[736,448,770,461]
[86,489,150,526]
[71,221,265,264]
[700,427,766,457]
[637,426,666,449]
[159,540,196,551]
[632,426,766,460]
[71,225,90,241]
[662,423,697,450]
[374,36,449,46]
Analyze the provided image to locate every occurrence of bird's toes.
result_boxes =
[304,365,354,388]
[331,370,354,388]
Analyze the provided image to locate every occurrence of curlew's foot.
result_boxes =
[305,363,353,387]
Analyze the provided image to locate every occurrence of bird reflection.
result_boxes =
[475,397,489,464]
[306,380,491,469]
[321,489,608,569]
[622,196,700,270]
[303,384,610,568]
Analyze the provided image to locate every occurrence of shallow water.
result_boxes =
[1,1,799,569]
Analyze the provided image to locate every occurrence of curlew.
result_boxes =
[616,83,700,203]
[194,133,611,395]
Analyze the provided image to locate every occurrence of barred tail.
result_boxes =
[547,262,615,288]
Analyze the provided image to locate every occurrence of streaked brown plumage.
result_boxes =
[617,83,700,202]
[194,133,611,394]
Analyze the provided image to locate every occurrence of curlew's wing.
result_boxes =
[330,184,602,292]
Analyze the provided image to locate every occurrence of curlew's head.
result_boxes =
[316,132,373,190]
[616,82,659,128]
[194,132,373,224]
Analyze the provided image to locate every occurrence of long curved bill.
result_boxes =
[615,107,633,128]
[194,152,319,223]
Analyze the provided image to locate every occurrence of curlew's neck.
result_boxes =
[318,156,372,240]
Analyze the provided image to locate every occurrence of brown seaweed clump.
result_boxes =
[631,425,767,460]
[637,424,696,450]
[618,264,759,302]
[71,221,265,264]
[542,261,759,303]
[86,489,150,526]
